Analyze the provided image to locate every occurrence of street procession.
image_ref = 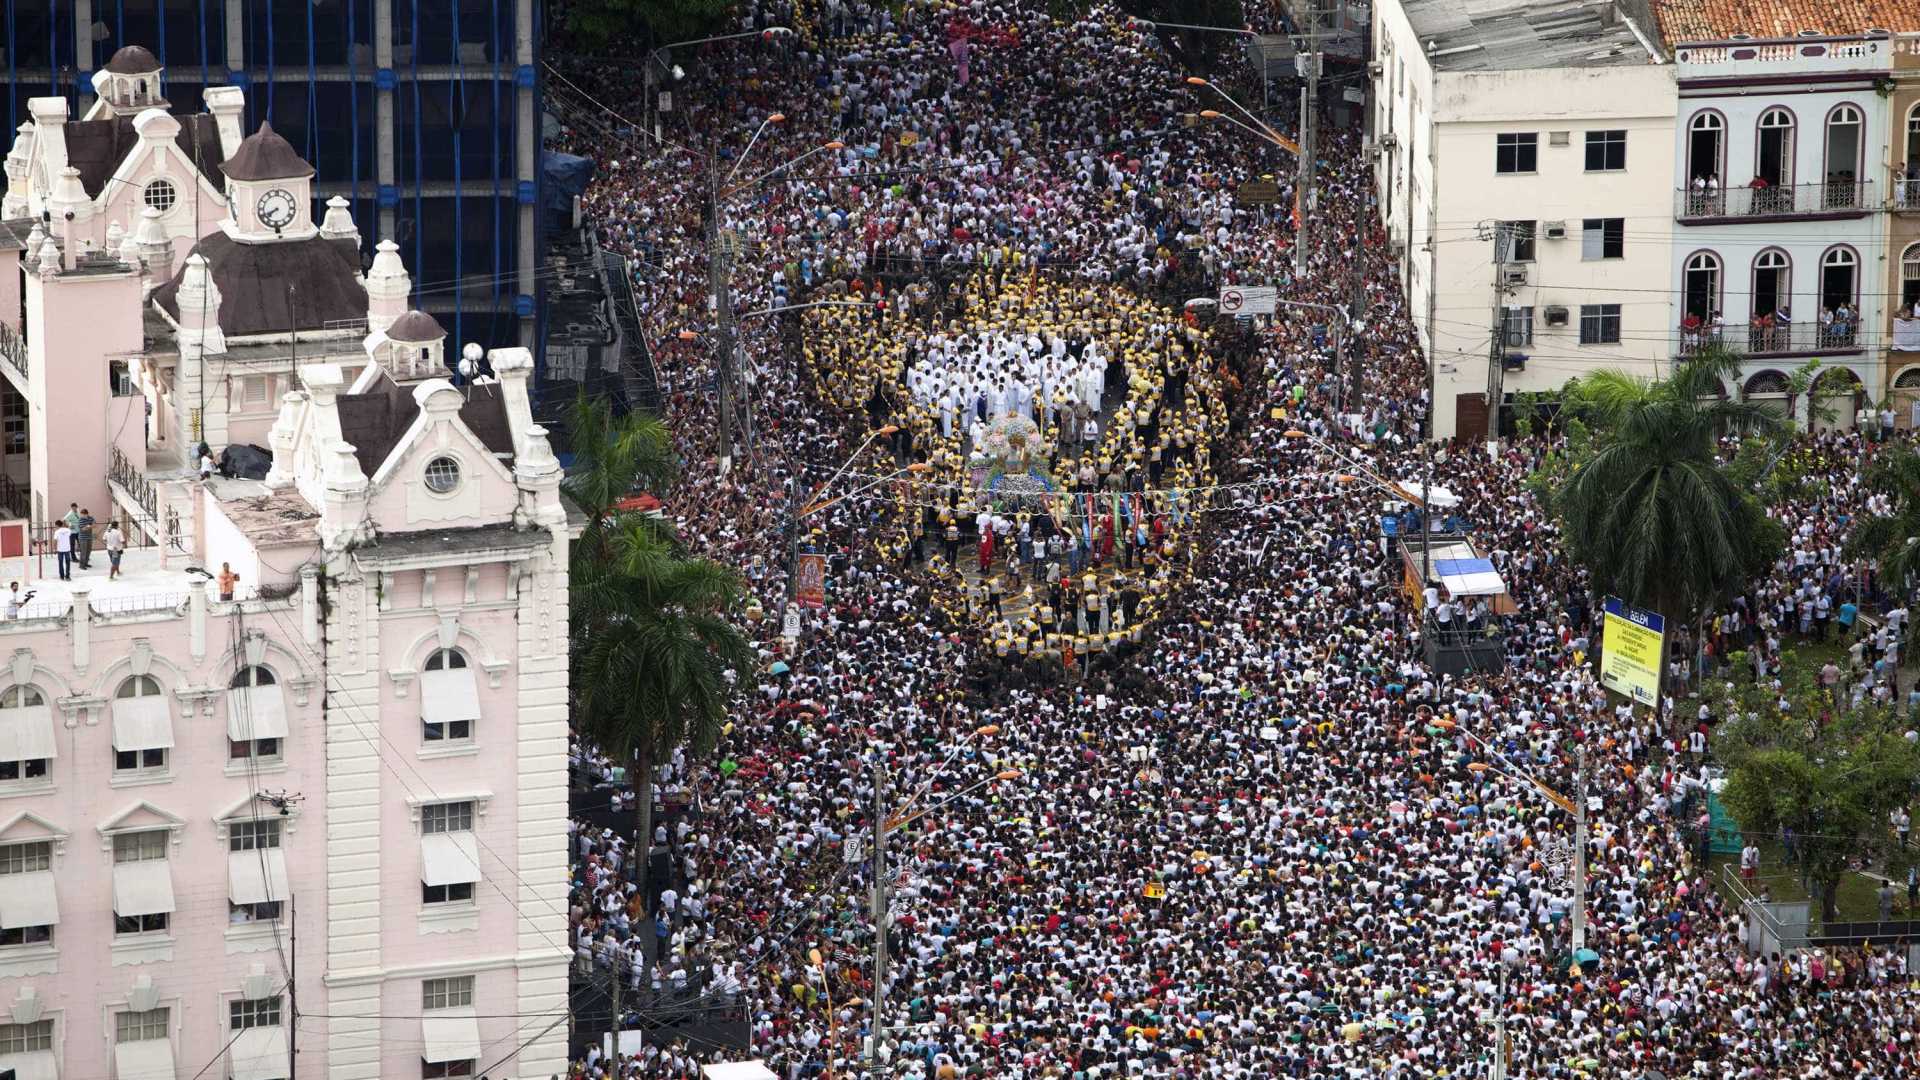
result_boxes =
[545,0,1920,1077]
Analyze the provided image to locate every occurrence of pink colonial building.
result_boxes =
[0,46,576,1080]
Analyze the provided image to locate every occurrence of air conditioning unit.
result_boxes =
[1502,267,1529,287]
[1367,60,1384,77]
[1544,305,1569,326]
[1378,133,1399,150]
[1388,239,1407,258]
[1543,221,1568,240]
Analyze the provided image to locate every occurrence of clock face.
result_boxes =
[256,188,298,231]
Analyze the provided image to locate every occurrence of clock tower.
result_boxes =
[217,122,319,244]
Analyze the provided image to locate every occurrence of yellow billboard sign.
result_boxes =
[1599,597,1665,707]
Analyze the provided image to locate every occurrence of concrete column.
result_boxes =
[73,0,96,115]
[512,543,573,1079]
[225,0,246,86]
[322,566,381,1080]
[301,565,320,647]
[68,581,91,672]
[375,0,398,244]
[517,0,537,347]
[189,581,206,661]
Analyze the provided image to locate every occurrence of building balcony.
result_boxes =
[1894,318,1920,352]
[1894,177,1920,214]
[0,322,24,388]
[1675,324,1867,359]
[1675,180,1874,224]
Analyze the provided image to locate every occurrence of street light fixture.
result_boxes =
[860,750,1020,1071]
[725,113,790,185]
[1134,18,1257,37]
[1453,727,1591,956]
[810,948,838,1080]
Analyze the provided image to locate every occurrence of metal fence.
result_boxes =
[1675,180,1875,219]
[0,322,23,384]
[1676,323,1867,359]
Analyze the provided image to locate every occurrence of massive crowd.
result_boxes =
[546,0,1920,1077]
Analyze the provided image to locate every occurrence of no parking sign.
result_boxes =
[1218,285,1277,315]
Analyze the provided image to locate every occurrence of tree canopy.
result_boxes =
[1547,348,1784,628]
[1710,651,1920,921]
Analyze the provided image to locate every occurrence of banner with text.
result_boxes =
[1600,596,1664,707]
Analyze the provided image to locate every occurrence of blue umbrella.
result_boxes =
[770,661,791,675]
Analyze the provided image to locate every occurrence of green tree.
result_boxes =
[1551,347,1785,631]
[565,392,678,557]
[564,0,734,50]
[564,396,753,959]
[1711,661,1920,921]
[1847,446,1920,595]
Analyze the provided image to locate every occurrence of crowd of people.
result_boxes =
[546,0,1920,1077]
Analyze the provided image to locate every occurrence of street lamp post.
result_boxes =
[703,129,845,471]
[1455,724,1590,958]
[1192,295,1357,416]
[866,758,1022,1072]
[646,27,794,141]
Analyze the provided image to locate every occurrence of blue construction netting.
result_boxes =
[5,0,528,354]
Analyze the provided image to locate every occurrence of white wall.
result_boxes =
[1427,64,1677,437]
[1668,81,1890,399]
[1372,0,1437,361]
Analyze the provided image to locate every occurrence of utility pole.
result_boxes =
[869,762,890,1073]
[1571,747,1589,953]
[610,946,624,1063]
[1488,961,1510,1080]
[288,893,297,1078]
[708,167,738,472]
[1292,4,1320,280]
[1332,319,1347,422]
[1484,222,1512,442]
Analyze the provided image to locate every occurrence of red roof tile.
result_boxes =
[1656,0,1919,43]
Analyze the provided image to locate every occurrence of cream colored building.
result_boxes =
[1372,0,1676,439]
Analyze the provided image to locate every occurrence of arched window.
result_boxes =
[1824,104,1863,207]
[0,686,44,709]
[1819,246,1859,322]
[424,649,467,671]
[1745,370,1791,396]
[1683,252,1721,321]
[116,675,162,699]
[1901,242,1920,317]
[0,685,49,787]
[1756,107,1795,189]
[1748,250,1792,353]
[1687,111,1724,184]
[226,666,285,763]
[420,649,475,746]
[229,666,277,689]
[1895,366,1920,390]
[1902,104,1920,208]
[112,675,169,776]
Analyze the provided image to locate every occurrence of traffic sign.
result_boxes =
[1218,286,1277,316]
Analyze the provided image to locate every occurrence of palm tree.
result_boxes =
[1847,446,1920,596]
[564,392,678,557]
[572,519,753,931]
[1554,347,1785,632]
[563,394,754,974]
